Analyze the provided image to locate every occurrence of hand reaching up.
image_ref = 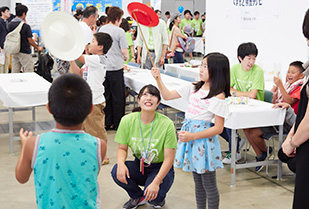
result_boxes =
[151,67,161,79]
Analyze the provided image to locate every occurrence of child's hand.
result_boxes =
[271,85,278,94]
[19,128,33,146]
[151,67,161,79]
[273,76,283,87]
[273,102,290,110]
[178,131,194,142]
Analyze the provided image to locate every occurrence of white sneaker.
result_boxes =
[222,151,241,164]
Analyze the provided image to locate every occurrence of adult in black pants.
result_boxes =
[99,6,129,130]
[282,8,309,209]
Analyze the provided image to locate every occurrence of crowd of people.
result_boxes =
[0,2,308,209]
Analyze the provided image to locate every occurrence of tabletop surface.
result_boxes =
[124,68,286,129]
[0,73,51,108]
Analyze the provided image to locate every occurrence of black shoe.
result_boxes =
[123,196,146,209]
[151,199,166,208]
[255,147,273,172]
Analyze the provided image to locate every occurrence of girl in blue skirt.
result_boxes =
[151,52,230,209]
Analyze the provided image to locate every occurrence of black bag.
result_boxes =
[34,52,54,82]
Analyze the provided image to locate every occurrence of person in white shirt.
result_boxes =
[78,6,98,54]
[70,32,113,165]
[136,13,168,70]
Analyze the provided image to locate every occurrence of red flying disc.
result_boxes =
[127,2,159,27]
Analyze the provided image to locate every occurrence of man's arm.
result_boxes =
[230,87,258,99]
[28,38,43,52]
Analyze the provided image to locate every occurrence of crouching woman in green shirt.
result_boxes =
[111,84,177,209]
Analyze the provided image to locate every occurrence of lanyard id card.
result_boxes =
[140,152,155,175]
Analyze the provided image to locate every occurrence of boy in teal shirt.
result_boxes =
[15,74,107,209]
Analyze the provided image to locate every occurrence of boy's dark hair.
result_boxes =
[107,6,123,24]
[155,9,161,14]
[48,74,92,127]
[0,7,9,16]
[165,11,170,15]
[98,15,107,25]
[120,18,130,32]
[132,84,161,112]
[303,9,309,39]
[184,10,192,16]
[194,52,231,99]
[290,61,305,73]
[94,32,113,54]
[194,11,200,16]
[237,42,258,62]
[15,4,28,17]
[83,5,97,18]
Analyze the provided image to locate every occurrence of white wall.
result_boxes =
[122,0,143,18]
[206,0,309,89]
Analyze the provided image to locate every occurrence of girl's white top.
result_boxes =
[176,83,229,121]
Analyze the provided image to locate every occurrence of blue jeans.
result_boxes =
[173,51,184,63]
[220,127,242,152]
[111,158,174,204]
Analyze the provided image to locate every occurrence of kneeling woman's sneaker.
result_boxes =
[123,196,146,209]
[151,199,166,208]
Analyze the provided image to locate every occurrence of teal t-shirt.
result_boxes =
[179,18,193,33]
[230,63,265,101]
[192,18,203,36]
[124,31,133,64]
[115,112,177,163]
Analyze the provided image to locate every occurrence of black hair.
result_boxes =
[94,32,113,54]
[194,11,200,16]
[237,42,258,62]
[120,18,130,32]
[105,6,110,14]
[194,52,231,99]
[290,61,305,73]
[99,15,107,25]
[303,9,309,39]
[73,9,83,20]
[165,11,170,15]
[184,10,192,16]
[48,74,92,127]
[132,85,161,112]
[155,9,161,14]
[15,4,28,17]
[0,6,9,15]
[83,5,97,18]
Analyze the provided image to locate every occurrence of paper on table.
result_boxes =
[0,51,5,65]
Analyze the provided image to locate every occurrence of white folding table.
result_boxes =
[164,64,199,81]
[0,73,51,154]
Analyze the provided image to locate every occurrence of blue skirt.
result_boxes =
[174,119,223,174]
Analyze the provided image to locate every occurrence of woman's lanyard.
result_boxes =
[139,112,156,175]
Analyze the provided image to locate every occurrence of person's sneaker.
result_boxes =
[255,147,273,172]
[151,199,166,208]
[222,151,241,164]
[123,196,146,209]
